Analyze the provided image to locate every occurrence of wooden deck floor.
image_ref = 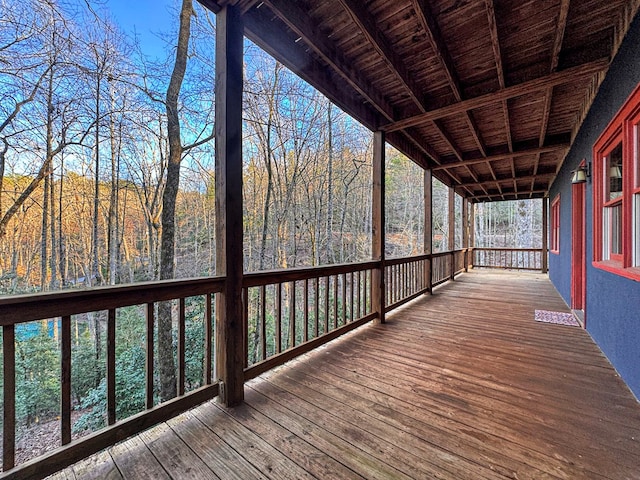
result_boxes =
[50,271,640,480]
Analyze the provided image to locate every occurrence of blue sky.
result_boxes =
[104,0,176,59]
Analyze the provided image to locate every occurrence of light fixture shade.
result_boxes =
[572,167,587,184]
[609,165,622,179]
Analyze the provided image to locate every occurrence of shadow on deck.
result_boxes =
[50,270,640,479]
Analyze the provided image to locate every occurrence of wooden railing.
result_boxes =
[472,247,544,271]
[0,251,473,479]
[0,278,223,480]
[385,254,430,311]
[242,261,378,380]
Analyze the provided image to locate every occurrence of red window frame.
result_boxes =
[550,195,560,254]
[593,83,640,281]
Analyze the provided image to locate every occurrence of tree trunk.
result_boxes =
[158,0,193,401]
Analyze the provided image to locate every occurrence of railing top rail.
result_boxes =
[0,276,225,326]
[242,260,378,287]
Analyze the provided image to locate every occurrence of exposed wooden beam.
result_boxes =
[456,173,555,189]
[484,0,505,89]
[533,0,570,189]
[252,0,442,168]
[466,113,487,157]
[470,189,548,201]
[484,0,515,164]
[413,0,462,101]
[337,0,425,111]
[254,0,394,122]
[382,60,608,132]
[432,144,570,171]
[551,0,571,73]
[414,1,489,176]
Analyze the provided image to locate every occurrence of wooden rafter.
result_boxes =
[337,0,425,111]
[457,173,556,189]
[431,143,569,171]
[470,189,548,202]
[255,0,394,121]
[414,0,489,169]
[532,0,570,193]
[244,0,435,169]
[383,60,608,132]
[413,0,462,100]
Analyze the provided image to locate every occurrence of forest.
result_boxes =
[0,0,542,463]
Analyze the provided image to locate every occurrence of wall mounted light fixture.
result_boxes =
[571,162,590,184]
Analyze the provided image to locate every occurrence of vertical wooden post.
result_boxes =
[542,196,549,273]
[469,201,476,269]
[424,169,433,293]
[215,4,245,407]
[372,131,385,323]
[448,187,455,279]
[448,187,455,251]
[462,198,469,272]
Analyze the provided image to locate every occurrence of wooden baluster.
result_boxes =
[205,293,213,384]
[146,303,154,409]
[314,277,320,338]
[178,298,186,396]
[304,279,309,342]
[356,270,362,319]
[260,286,266,361]
[3,324,15,471]
[243,288,249,367]
[333,275,339,329]
[324,276,329,334]
[107,309,116,425]
[349,272,354,322]
[61,315,71,445]
[289,281,296,349]
[341,273,347,325]
[275,283,282,354]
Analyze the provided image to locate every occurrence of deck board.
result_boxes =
[52,271,640,480]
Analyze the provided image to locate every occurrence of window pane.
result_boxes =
[610,203,623,255]
[607,143,623,201]
[636,125,640,189]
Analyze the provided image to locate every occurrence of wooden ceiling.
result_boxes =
[199,0,640,202]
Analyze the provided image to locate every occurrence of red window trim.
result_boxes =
[592,82,640,281]
[550,195,560,254]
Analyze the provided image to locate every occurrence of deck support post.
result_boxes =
[542,196,549,273]
[215,4,245,407]
[448,187,455,280]
[469,201,475,269]
[462,198,469,272]
[424,169,433,293]
[372,131,385,323]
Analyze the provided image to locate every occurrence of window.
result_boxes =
[551,195,560,254]
[593,83,640,281]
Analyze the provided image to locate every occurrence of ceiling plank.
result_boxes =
[382,59,609,132]
[432,144,570,171]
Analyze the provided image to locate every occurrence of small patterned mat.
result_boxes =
[535,309,580,327]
